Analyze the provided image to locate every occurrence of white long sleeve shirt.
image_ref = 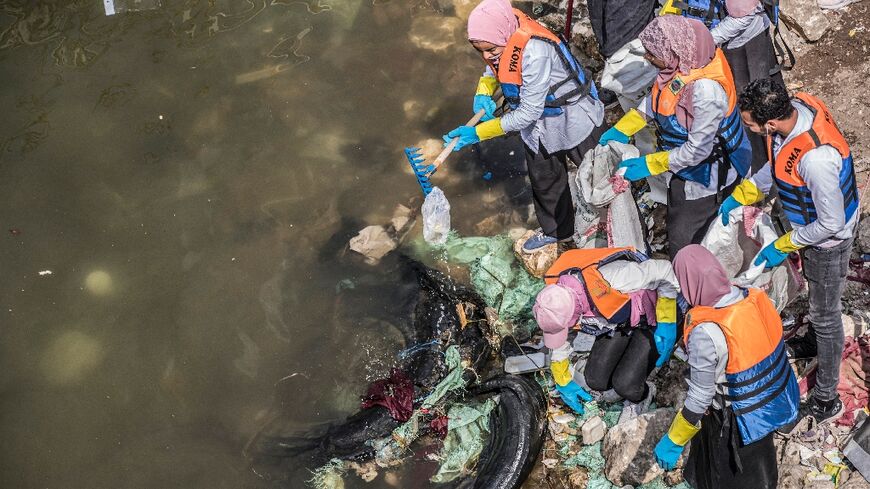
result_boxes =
[710,4,770,50]
[639,79,737,200]
[747,101,858,247]
[493,38,604,154]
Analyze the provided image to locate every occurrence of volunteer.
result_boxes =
[443,0,605,252]
[711,0,785,172]
[532,247,679,422]
[654,245,798,488]
[600,16,752,259]
[718,79,859,426]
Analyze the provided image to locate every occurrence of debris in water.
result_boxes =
[38,270,52,276]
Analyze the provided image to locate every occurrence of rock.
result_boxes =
[843,470,870,488]
[513,230,559,278]
[602,407,675,486]
[566,468,589,489]
[779,463,810,489]
[581,416,606,445]
[780,0,832,41]
[843,313,870,338]
[664,468,685,486]
[653,358,688,411]
[349,225,397,265]
[858,216,870,254]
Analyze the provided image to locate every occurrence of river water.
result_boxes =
[0,1,531,488]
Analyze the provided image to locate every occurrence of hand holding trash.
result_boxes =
[754,231,802,269]
[719,179,764,225]
[617,151,669,181]
[555,381,593,415]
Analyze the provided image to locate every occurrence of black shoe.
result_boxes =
[778,396,844,434]
[598,88,620,110]
[785,333,817,360]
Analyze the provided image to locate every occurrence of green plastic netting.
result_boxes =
[430,398,497,483]
[413,233,545,338]
[307,458,346,489]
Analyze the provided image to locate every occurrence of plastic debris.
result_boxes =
[349,225,397,265]
[360,369,414,422]
[103,0,162,16]
[422,187,451,245]
[307,458,347,489]
[430,398,497,483]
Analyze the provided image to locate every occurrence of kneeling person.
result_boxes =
[533,247,679,421]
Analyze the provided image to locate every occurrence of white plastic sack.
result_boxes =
[422,186,451,245]
[700,206,805,311]
[600,39,658,100]
[571,142,646,251]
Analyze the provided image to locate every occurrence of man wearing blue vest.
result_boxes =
[719,79,860,426]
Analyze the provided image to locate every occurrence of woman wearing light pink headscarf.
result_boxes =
[532,249,680,423]
[652,244,795,488]
[599,16,753,261]
[440,0,606,252]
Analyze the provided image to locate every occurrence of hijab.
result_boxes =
[638,16,717,129]
[466,0,518,46]
[673,245,731,307]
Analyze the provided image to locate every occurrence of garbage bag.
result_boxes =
[422,187,451,245]
[572,142,647,252]
[699,206,804,311]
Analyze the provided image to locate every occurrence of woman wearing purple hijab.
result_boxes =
[652,245,798,488]
[598,16,753,259]
[441,0,605,252]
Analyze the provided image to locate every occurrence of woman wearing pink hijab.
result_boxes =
[598,16,752,260]
[442,0,605,252]
[652,245,798,488]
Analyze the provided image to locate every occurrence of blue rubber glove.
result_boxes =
[654,434,684,470]
[654,322,677,368]
[473,94,496,122]
[598,126,630,145]
[718,195,742,226]
[555,382,593,415]
[443,126,480,151]
[617,156,653,181]
[754,240,789,268]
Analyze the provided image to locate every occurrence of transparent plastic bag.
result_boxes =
[422,187,451,245]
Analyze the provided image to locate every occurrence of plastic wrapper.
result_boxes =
[422,186,451,245]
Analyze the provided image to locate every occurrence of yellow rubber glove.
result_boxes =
[732,179,765,206]
[550,358,574,387]
[655,296,677,325]
[666,410,702,445]
[475,117,506,141]
[615,109,648,137]
[774,231,803,254]
[646,151,670,176]
[476,75,498,97]
[659,0,682,15]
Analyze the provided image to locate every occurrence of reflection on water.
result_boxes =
[0,0,529,487]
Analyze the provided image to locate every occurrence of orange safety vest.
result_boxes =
[490,9,594,116]
[650,49,751,184]
[767,92,859,226]
[544,247,642,322]
[683,288,799,444]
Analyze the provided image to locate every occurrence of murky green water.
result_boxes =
[0,1,531,487]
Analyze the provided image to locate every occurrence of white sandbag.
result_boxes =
[572,142,647,251]
[700,206,805,311]
[422,187,451,245]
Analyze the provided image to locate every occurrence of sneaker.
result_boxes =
[617,382,656,425]
[817,0,860,10]
[522,230,570,253]
[598,88,620,110]
[786,333,818,360]
[778,395,844,434]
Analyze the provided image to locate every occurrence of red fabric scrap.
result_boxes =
[361,368,414,422]
[609,175,629,194]
[836,336,870,426]
[430,415,449,438]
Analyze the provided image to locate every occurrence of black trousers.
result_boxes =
[666,177,738,260]
[524,123,607,240]
[724,30,785,173]
[583,327,657,403]
[685,408,778,489]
